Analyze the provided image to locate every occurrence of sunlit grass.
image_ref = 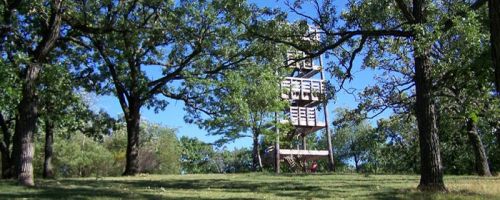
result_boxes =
[0,173,498,199]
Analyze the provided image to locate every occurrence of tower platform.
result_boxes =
[266,148,329,161]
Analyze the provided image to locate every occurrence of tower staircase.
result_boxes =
[271,26,335,173]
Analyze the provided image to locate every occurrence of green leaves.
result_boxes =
[186,46,289,144]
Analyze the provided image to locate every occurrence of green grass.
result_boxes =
[0,173,499,199]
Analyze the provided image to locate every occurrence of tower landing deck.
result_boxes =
[277,149,329,160]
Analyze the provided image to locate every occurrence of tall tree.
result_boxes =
[432,4,494,176]
[67,0,261,175]
[489,0,500,94]
[332,112,377,173]
[39,64,81,178]
[251,0,446,191]
[187,59,288,171]
[250,0,493,191]
[179,136,218,174]
[1,0,65,186]
[376,114,420,174]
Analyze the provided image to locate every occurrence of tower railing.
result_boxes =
[281,77,325,102]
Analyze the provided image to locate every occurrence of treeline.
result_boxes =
[23,117,256,177]
[326,112,499,175]
[15,109,500,177]
[32,120,180,177]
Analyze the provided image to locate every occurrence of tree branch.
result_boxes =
[33,0,63,61]
[395,0,415,22]
[93,39,131,116]
[145,48,202,100]
[161,89,216,116]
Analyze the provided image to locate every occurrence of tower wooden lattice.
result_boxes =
[273,27,334,173]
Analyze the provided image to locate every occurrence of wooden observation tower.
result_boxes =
[272,27,334,173]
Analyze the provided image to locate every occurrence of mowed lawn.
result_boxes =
[0,173,499,199]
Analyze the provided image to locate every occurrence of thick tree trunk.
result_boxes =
[466,119,492,176]
[123,105,141,176]
[490,0,500,95]
[414,49,447,192]
[13,63,41,186]
[43,118,54,178]
[8,0,62,186]
[251,131,262,171]
[412,0,447,192]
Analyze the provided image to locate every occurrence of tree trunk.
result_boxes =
[43,118,54,178]
[302,136,308,173]
[11,124,20,178]
[9,0,62,186]
[251,131,261,172]
[412,0,447,192]
[466,119,492,176]
[257,148,263,170]
[1,152,12,179]
[414,49,447,192]
[13,63,41,186]
[123,105,141,176]
[0,113,12,178]
[354,154,360,173]
[490,0,500,95]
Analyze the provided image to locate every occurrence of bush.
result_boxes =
[53,133,114,177]
[30,120,182,178]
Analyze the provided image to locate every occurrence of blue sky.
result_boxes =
[93,0,391,149]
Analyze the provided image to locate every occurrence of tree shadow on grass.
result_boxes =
[84,178,330,199]
[363,188,497,200]
[0,178,387,199]
[57,178,381,199]
[1,176,496,199]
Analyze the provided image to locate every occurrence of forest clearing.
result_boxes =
[1,0,499,198]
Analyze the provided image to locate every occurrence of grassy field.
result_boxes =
[0,173,499,199]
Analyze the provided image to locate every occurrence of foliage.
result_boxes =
[51,133,114,177]
[0,58,20,118]
[139,122,181,174]
[66,0,269,121]
[179,136,218,174]
[430,4,499,175]
[189,57,289,144]
[179,136,254,174]
[332,109,379,173]
[64,0,279,175]
[215,147,253,173]
[27,120,181,177]
[375,114,420,174]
